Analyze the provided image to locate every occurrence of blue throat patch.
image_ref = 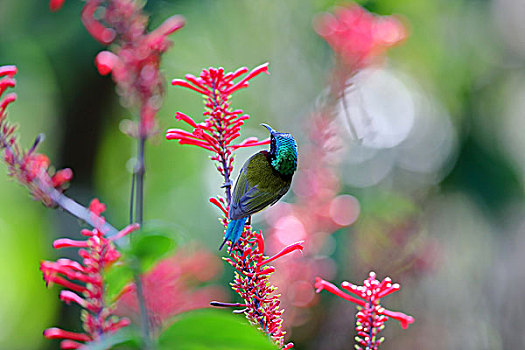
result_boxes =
[271,133,297,176]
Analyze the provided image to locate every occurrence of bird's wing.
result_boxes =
[229,152,291,220]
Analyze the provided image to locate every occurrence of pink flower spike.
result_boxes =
[43,328,91,342]
[53,238,89,249]
[110,223,140,241]
[0,65,17,77]
[283,343,294,350]
[380,309,415,329]
[257,241,304,267]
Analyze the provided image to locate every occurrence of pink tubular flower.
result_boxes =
[315,272,414,350]
[314,3,407,70]
[211,226,302,350]
[167,64,270,202]
[51,0,185,137]
[1,65,73,206]
[40,199,139,349]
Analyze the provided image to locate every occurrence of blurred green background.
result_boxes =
[2,0,525,349]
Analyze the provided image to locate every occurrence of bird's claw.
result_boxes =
[221,180,233,188]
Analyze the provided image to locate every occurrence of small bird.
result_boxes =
[220,123,298,253]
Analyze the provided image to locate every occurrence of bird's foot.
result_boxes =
[221,180,233,188]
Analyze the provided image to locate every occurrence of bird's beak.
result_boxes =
[260,123,275,135]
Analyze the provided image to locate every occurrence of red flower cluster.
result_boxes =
[41,199,140,349]
[315,272,414,350]
[209,202,302,349]
[314,3,407,70]
[115,248,227,331]
[166,64,270,202]
[1,65,73,206]
[51,0,185,137]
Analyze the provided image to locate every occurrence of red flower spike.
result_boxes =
[1,65,73,206]
[213,225,294,349]
[315,272,414,349]
[167,63,270,184]
[41,199,131,346]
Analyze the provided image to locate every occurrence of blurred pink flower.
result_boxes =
[115,248,227,331]
[51,0,185,137]
[314,3,407,70]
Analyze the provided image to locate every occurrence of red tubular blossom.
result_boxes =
[53,238,89,249]
[110,223,140,241]
[315,277,365,306]
[209,197,228,216]
[257,241,304,267]
[49,0,66,12]
[95,51,120,76]
[59,340,84,349]
[315,272,414,349]
[43,328,91,342]
[0,65,17,77]
[175,111,199,128]
[41,199,131,346]
[59,290,87,308]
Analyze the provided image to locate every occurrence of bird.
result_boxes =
[219,123,298,253]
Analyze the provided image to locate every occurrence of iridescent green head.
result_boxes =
[261,123,298,177]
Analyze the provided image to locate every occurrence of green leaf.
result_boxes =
[158,309,279,350]
[81,327,140,350]
[104,262,133,303]
[127,223,178,272]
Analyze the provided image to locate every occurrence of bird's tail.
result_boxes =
[219,216,249,253]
